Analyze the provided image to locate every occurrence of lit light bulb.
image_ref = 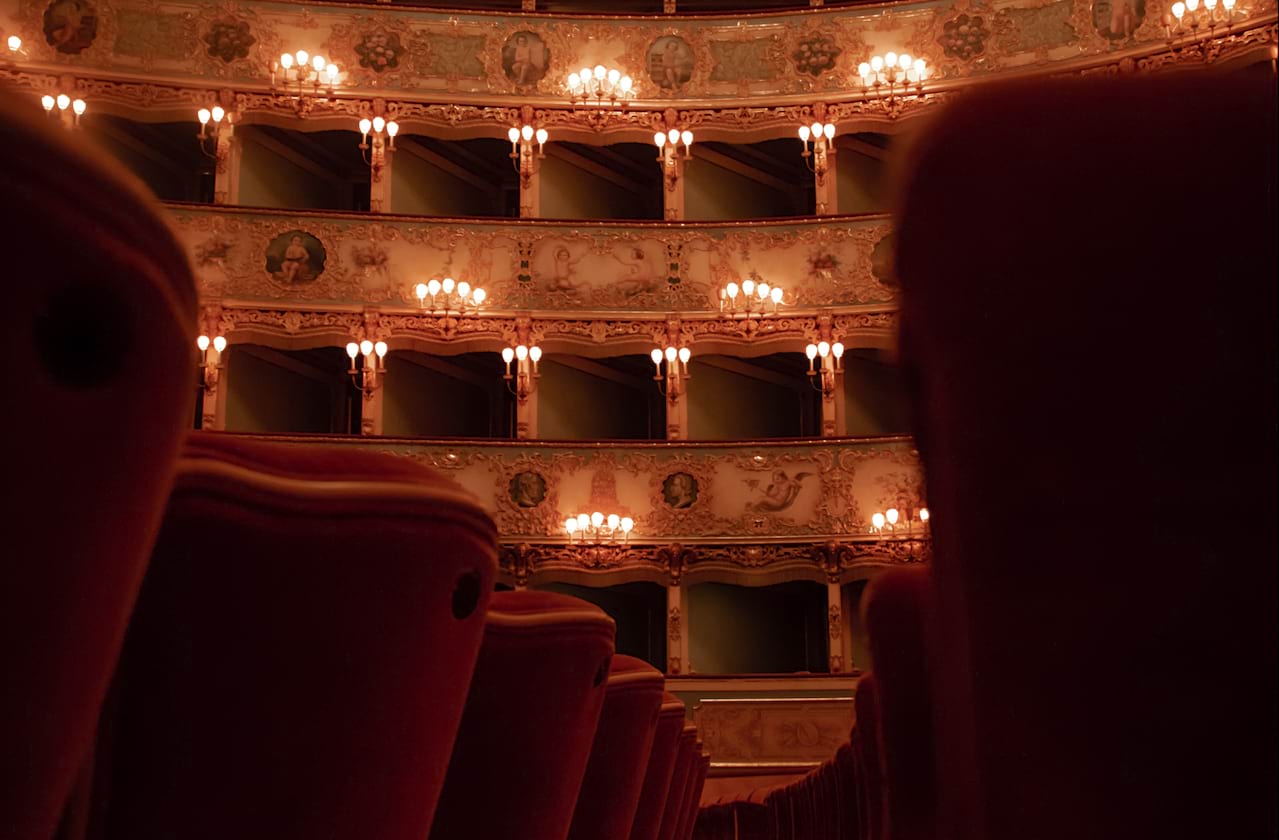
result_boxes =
[899,53,912,70]
[770,286,783,304]
[667,128,680,145]
[872,512,886,529]
[374,341,388,358]
[346,342,360,359]
[386,121,399,138]
[579,67,592,83]
[799,125,811,142]
[56,94,70,110]
[212,336,227,353]
[594,64,606,79]
[1172,1,1185,16]
[607,513,620,530]
[508,127,520,144]
[757,282,770,300]
[326,63,339,80]
[502,347,515,364]
[566,518,578,534]
[72,99,85,116]
[279,52,293,69]
[1185,0,1198,11]
[198,108,211,125]
[859,62,871,78]
[871,56,884,72]
[681,130,693,147]
[823,123,835,140]
[914,58,926,77]
[742,278,755,296]
[521,125,534,142]
[197,335,211,351]
[678,347,691,364]
[654,131,667,148]
[211,106,225,123]
[818,340,831,358]
[806,344,819,360]
[442,277,455,294]
[726,282,739,299]
[591,511,604,528]
[621,517,634,532]
[568,72,581,89]
[359,339,373,356]
[372,116,385,134]
[415,283,428,300]
[651,348,663,364]
[885,51,897,68]
[607,68,620,85]
[427,278,441,297]
[886,508,899,524]
[41,95,54,112]
[620,76,633,92]
[358,117,371,136]
[515,344,528,361]
[535,128,548,146]
[529,346,542,363]
[832,342,845,359]
[665,346,678,363]
[472,288,486,305]
[456,281,471,300]
[7,35,21,51]
[577,513,590,530]
[919,508,930,522]
[295,50,308,67]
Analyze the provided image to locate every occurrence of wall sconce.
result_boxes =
[414,277,486,314]
[870,505,930,536]
[857,53,928,101]
[346,339,387,398]
[358,114,398,182]
[195,334,227,394]
[565,511,634,544]
[721,276,784,318]
[502,344,541,405]
[799,121,836,187]
[654,128,694,193]
[651,346,691,405]
[271,50,340,104]
[4,33,23,60]
[567,64,635,107]
[41,93,86,129]
[805,340,844,398]
[1167,0,1237,38]
[196,104,233,157]
[508,124,548,191]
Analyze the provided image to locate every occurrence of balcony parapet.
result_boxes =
[179,204,900,351]
[240,433,927,586]
[2,0,1273,127]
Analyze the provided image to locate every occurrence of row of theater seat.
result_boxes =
[92,430,714,840]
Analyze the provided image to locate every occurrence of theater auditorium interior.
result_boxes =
[2,0,1275,837]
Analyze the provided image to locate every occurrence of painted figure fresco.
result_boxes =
[203,18,255,63]
[502,31,548,85]
[42,0,97,54]
[509,471,547,508]
[662,472,699,509]
[870,233,897,288]
[265,231,326,285]
[746,470,813,512]
[1093,0,1145,40]
[648,35,694,90]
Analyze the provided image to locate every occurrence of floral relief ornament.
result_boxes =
[355,28,406,73]
[793,32,842,77]
[939,11,992,61]
[203,17,255,64]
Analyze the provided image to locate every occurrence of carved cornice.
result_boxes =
[498,538,930,587]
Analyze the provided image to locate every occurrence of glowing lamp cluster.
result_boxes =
[806,340,845,398]
[414,277,486,313]
[870,506,930,534]
[858,52,928,89]
[502,344,542,407]
[654,128,695,154]
[721,277,784,317]
[799,122,836,145]
[565,511,634,544]
[197,105,229,133]
[359,116,399,145]
[41,93,86,126]
[196,334,228,394]
[7,34,22,52]
[508,124,549,152]
[567,65,634,106]
[274,50,340,88]
[346,339,388,398]
[1169,0,1237,33]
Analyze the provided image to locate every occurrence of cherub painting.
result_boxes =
[43,0,98,54]
[546,246,581,293]
[265,230,326,285]
[647,36,694,90]
[745,470,813,512]
[613,247,662,296]
[502,31,548,85]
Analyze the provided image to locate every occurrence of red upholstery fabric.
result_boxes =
[629,692,688,840]
[656,725,699,840]
[568,655,666,840]
[852,676,883,840]
[0,91,197,840]
[894,75,1278,839]
[674,751,710,840]
[862,568,934,840]
[90,433,498,840]
[430,590,616,840]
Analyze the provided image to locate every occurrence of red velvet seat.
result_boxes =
[629,692,688,840]
[567,654,667,840]
[0,91,197,840]
[674,750,710,840]
[90,432,498,840]
[852,676,883,840]
[894,75,1277,839]
[656,724,700,840]
[429,590,616,840]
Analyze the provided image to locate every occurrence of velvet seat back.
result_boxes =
[92,433,498,840]
[0,92,196,840]
[656,725,699,840]
[894,75,1277,839]
[674,751,710,840]
[567,654,666,840]
[629,692,688,840]
[429,590,616,840]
